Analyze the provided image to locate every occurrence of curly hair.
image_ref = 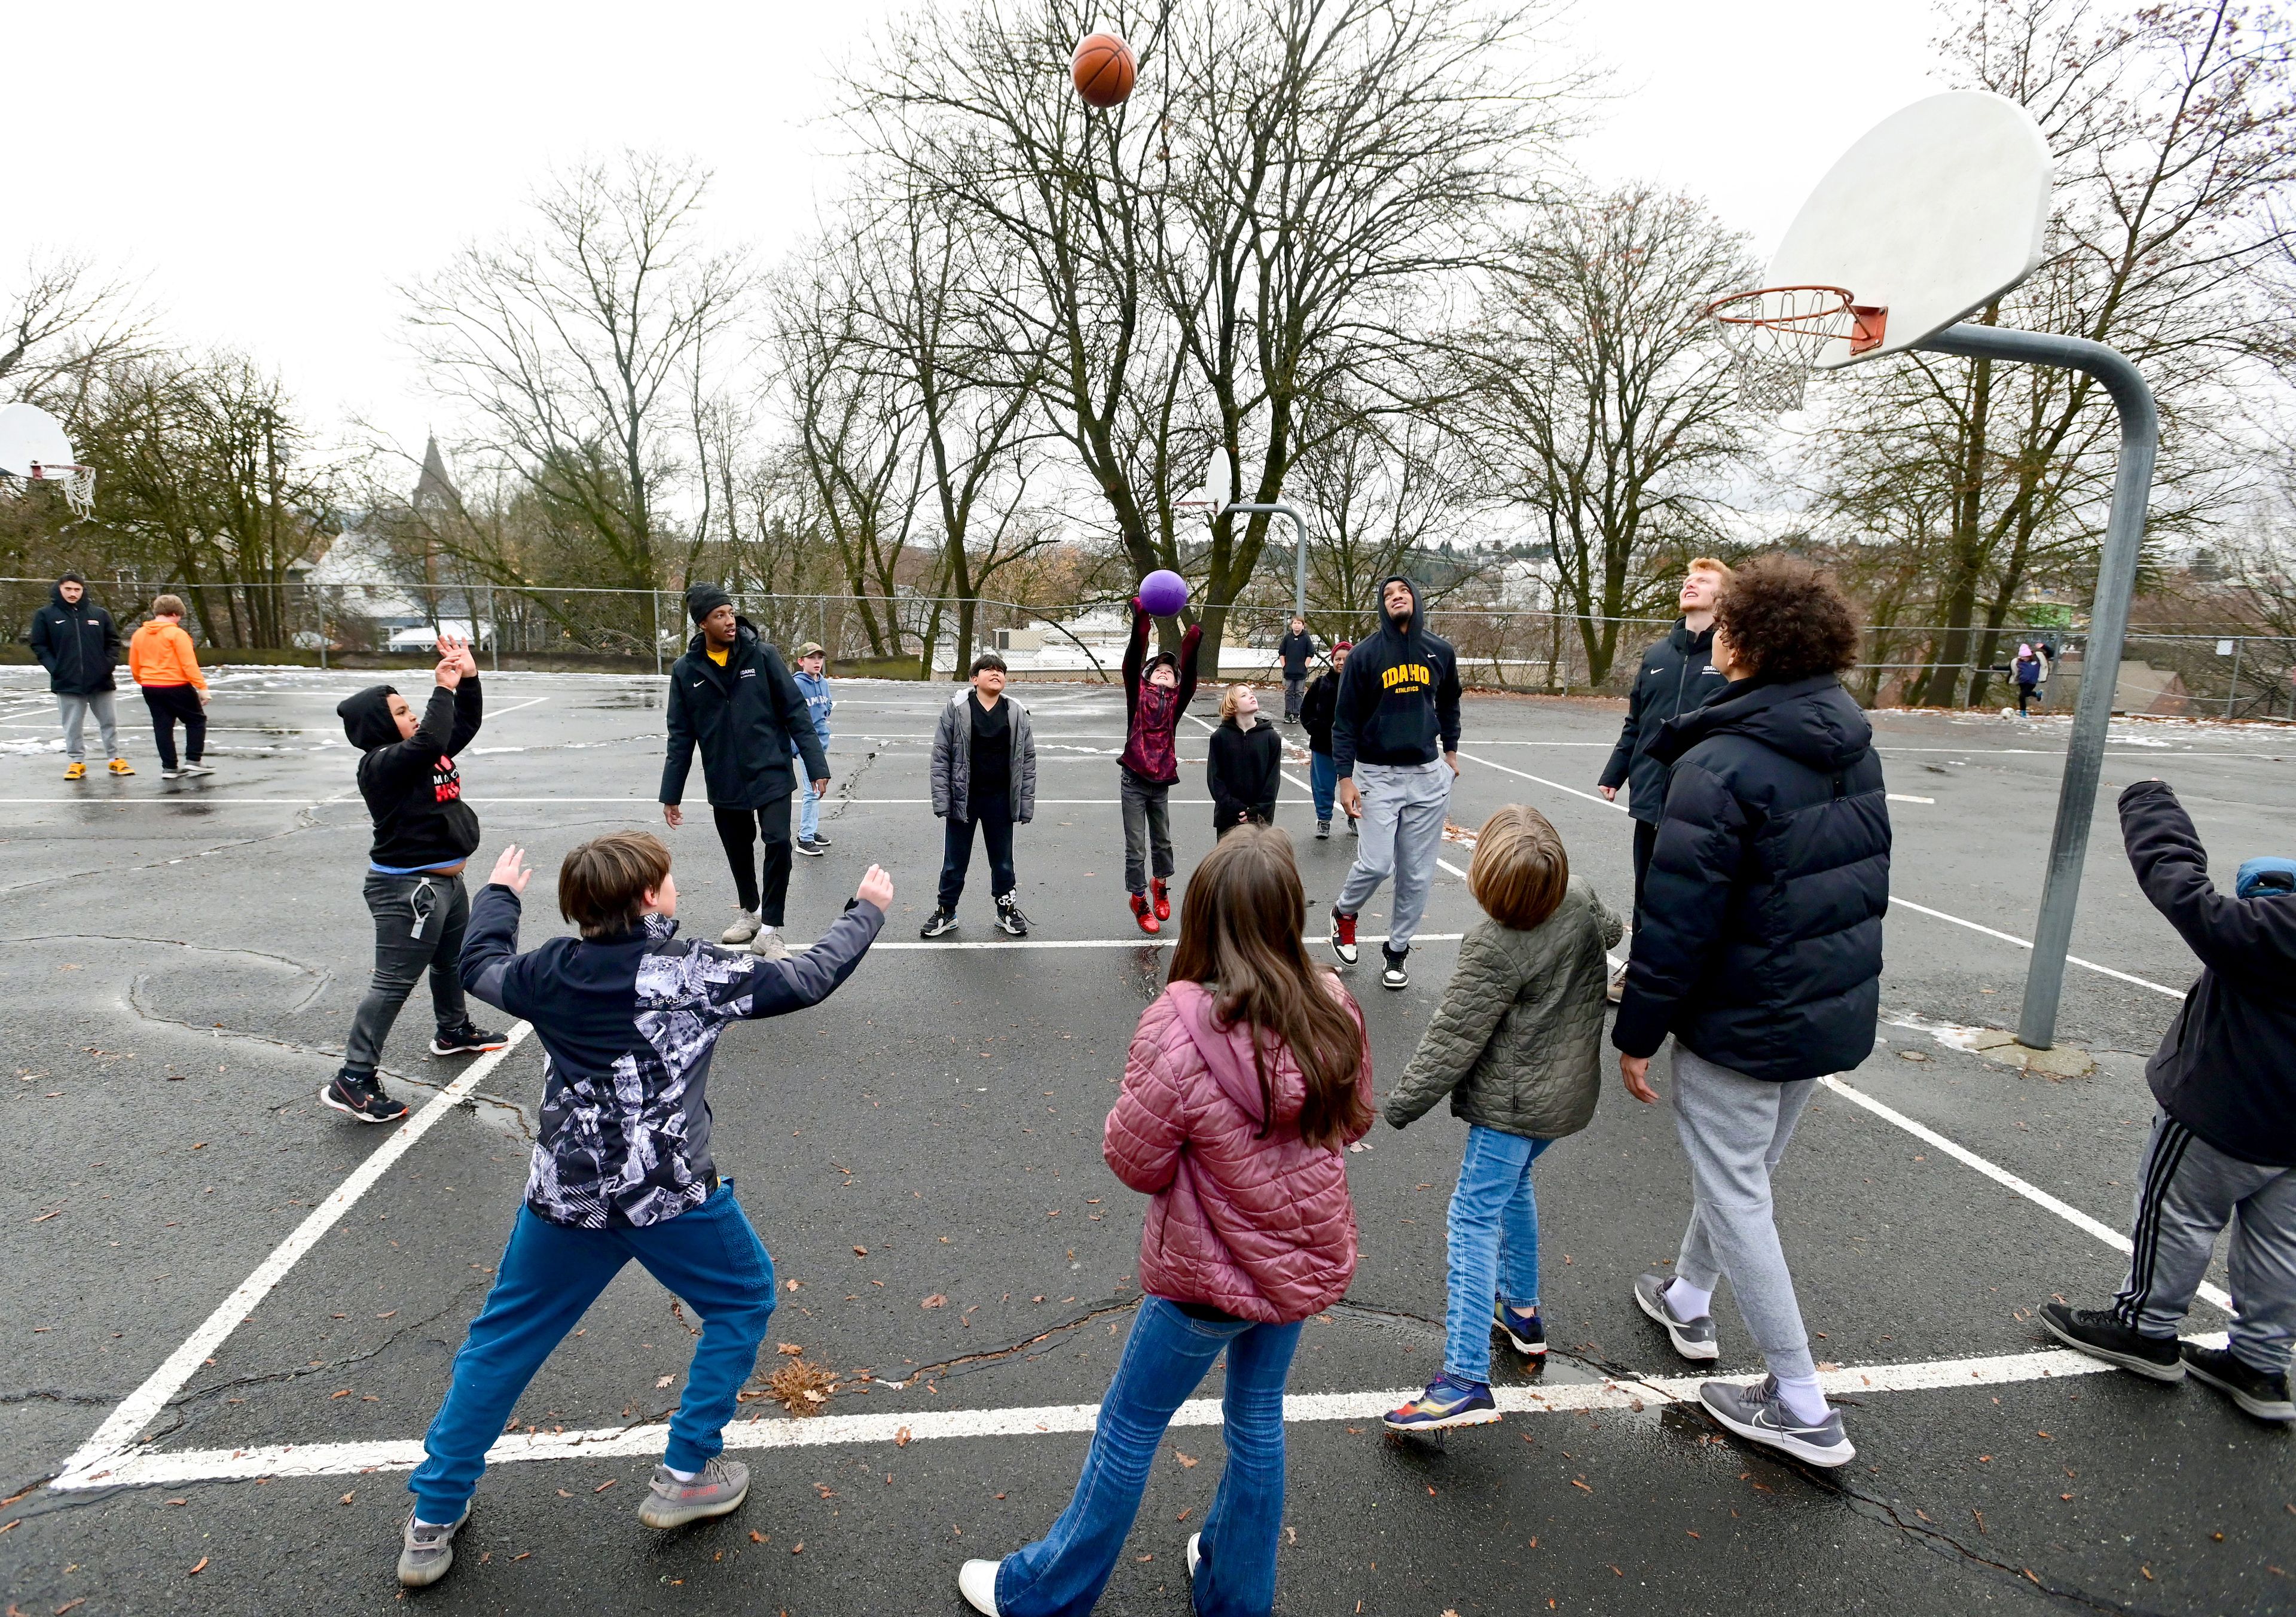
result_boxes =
[1713,554,1859,683]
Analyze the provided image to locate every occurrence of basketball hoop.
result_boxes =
[1703,285,1887,413]
[0,402,96,518]
[22,460,97,518]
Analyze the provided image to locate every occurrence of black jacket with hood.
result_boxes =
[28,581,122,696]
[660,619,829,811]
[1330,576,1461,775]
[2120,780,2296,1166]
[1612,673,1891,1081]
[337,679,484,869]
[1207,713,1282,829]
[1300,664,1342,756]
[1599,619,1727,825]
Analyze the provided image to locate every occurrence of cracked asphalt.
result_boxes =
[2,667,2292,1614]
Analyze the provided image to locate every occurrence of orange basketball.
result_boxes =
[1070,32,1136,108]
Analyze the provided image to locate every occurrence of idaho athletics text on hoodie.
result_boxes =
[1330,576,1461,775]
[337,681,484,870]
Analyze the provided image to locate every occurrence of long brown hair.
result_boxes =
[1167,826,1369,1148]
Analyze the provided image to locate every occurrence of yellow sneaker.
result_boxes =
[108,757,136,776]
[63,761,86,780]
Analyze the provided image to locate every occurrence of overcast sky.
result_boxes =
[22,2,1949,457]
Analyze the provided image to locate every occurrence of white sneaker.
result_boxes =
[751,926,792,962]
[958,1558,1003,1615]
[720,911,762,946]
[1186,1533,1201,1579]
[179,761,215,776]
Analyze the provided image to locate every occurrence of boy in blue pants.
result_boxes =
[790,641,835,856]
[398,831,891,1587]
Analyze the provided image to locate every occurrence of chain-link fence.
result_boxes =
[7,575,2293,716]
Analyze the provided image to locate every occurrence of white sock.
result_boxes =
[1773,1374,1829,1426]
[414,1516,453,1530]
[665,1465,699,1482]
[758,923,776,936]
[1664,1279,1712,1322]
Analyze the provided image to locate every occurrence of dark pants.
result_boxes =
[939,801,1015,911]
[713,795,793,925]
[141,684,206,768]
[2017,681,2039,715]
[1282,674,1306,721]
[344,871,469,1076]
[1119,769,1173,894]
[1631,817,1659,930]
[409,1186,775,1523]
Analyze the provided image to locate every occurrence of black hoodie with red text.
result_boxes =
[337,679,484,869]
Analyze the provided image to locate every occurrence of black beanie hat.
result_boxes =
[686,581,733,626]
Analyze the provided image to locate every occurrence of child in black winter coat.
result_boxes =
[1205,684,1281,836]
[324,635,507,1123]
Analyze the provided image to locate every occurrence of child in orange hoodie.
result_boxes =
[129,594,211,778]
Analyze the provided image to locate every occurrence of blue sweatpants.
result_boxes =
[408,1185,775,1523]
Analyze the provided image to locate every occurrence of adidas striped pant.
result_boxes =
[2112,1111,2296,1374]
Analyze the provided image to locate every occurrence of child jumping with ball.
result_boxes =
[1382,806,1623,1431]
[397,832,892,1588]
[1116,598,1201,935]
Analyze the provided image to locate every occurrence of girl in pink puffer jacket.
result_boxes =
[959,826,1373,1617]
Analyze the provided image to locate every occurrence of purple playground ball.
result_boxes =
[1138,569,1189,617]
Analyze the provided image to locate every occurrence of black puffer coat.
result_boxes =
[28,582,121,695]
[1611,674,1891,1081]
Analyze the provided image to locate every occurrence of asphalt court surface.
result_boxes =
[2,666,2292,1613]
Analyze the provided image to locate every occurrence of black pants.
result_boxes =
[713,795,794,925]
[2017,682,2039,715]
[344,871,469,1076]
[142,684,206,769]
[939,801,1015,911]
[1631,817,1659,931]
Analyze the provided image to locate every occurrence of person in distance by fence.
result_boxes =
[789,642,835,857]
[2039,782,2296,1425]
[1277,614,1316,722]
[1611,554,1889,1470]
[660,584,829,963]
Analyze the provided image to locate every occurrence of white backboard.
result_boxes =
[0,402,78,476]
[1767,91,2053,370]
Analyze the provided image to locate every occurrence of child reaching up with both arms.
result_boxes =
[1381,806,1623,1431]
[1116,597,1202,935]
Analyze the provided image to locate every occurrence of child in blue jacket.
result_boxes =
[790,641,835,855]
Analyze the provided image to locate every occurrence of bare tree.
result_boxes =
[404,151,750,592]
[1288,404,1483,636]
[1468,186,1760,685]
[0,252,140,402]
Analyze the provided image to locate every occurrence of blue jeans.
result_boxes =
[997,1296,1302,1617]
[1309,752,1337,823]
[408,1186,775,1523]
[1444,1126,1552,1386]
[795,773,822,840]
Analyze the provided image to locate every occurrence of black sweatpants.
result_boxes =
[142,684,206,769]
[713,795,795,926]
[938,801,1015,912]
[1631,817,1659,930]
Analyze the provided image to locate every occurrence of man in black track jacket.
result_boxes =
[660,583,830,963]
[1599,558,1731,923]
[1329,575,1461,989]
[2040,781,2296,1423]
[29,573,129,778]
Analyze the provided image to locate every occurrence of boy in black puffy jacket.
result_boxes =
[325,635,506,1122]
[2040,780,2296,1424]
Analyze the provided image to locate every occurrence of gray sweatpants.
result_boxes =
[2114,1111,2296,1374]
[1335,759,1451,952]
[57,691,120,762]
[1671,1045,1819,1383]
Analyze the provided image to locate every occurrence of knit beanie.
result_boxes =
[686,581,733,626]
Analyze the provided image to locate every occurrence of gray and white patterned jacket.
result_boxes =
[460,884,884,1228]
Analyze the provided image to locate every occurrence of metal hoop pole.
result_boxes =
[1916,323,2158,1052]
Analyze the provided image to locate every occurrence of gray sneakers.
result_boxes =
[1699,1375,1856,1467]
[750,928,792,962]
[1634,1271,1718,1361]
[719,910,762,946]
[638,1456,751,1529]
[398,1505,469,1587]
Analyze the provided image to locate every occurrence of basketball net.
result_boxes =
[1705,285,1874,417]
[4,462,98,518]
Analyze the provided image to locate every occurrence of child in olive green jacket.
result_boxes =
[1382,805,1623,1432]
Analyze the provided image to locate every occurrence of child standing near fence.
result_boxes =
[1382,806,1623,1430]
[129,594,212,779]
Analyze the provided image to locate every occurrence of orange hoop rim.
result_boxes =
[1705,285,1889,359]
[1703,285,1856,328]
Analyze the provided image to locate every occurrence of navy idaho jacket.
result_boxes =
[1613,673,1891,1081]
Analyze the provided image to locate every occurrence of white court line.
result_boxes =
[1820,1074,2233,1314]
[59,1342,2205,1489]
[52,1025,536,1489]
[1452,748,2187,1000]
[876,932,1460,952]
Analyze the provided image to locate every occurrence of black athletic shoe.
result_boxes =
[795,837,825,858]
[430,1023,509,1057]
[996,895,1031,936]
[2182,1343,2295,1422]
[322,1070,408,1124]
[920,908,958,939]
[2038,1302,2184,1381]
[1380,947,1409,990]
[809,831,833,848]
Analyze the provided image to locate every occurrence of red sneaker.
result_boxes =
[1131,892,1161,936]
[1150,878,1171,922]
